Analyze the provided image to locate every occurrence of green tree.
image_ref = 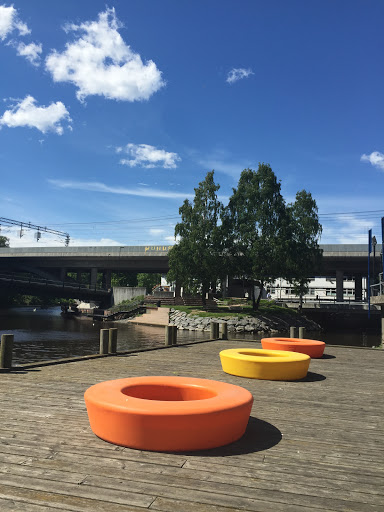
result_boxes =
[0,236,10,247]
[287,190,322,310]
[111,272,138,287]
[137,273,161,294]
[223,164,290,310]
[167,171,224,306]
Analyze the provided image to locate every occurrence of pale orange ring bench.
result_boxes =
[84,376,253,452]
[261,337,325,358]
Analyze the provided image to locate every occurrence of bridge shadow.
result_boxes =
[0,367,41,374]
[174,417,282,457]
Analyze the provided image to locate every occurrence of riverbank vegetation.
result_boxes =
[169,299,296,318]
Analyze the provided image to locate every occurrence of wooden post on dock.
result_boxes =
[99,329,109,355]
[0,334,13,369]
[290,326,297,338]
[381,306,384,348]
[165,325,173,346]
[210,321,219,339]
[299,326,306,339]
[109,328,118,353]
[221,322,228,340]
[171,326,178,345]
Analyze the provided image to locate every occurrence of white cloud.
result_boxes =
[361,151,384,171]
[0,4,30,40]
[197,149,250,178]
[165,235,179,243]
[149,228,165,235]
[15,41,42,66]
[118,143,181,169]
[0,95,72,135]
[198,157,243,178]
[226,68,254,84]
[45,7,165,102]
[48,179,194,200]
[320,215,373,244]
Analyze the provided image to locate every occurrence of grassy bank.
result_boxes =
[168,299,298,319]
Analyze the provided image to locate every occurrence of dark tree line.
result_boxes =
[167,164,322,310]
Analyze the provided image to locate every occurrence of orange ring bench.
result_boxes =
[84,376,253,452]
[261,337,325,358]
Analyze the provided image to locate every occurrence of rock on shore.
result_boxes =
[169,308,321,334]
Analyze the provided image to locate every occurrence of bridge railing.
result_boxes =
[370,273,384,297]
[0,272,108,293]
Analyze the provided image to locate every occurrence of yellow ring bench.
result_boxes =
[220,348,310,381]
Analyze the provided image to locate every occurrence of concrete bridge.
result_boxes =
[0,243,381,302]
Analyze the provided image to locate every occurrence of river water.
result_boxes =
[0,307,380,365]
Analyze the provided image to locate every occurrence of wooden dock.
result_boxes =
[0,340,383,511]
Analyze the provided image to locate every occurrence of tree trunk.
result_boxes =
[255,281,264,311]
[252,284,256,310]
[201,285,207,307]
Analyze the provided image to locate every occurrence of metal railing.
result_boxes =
[370,273,384,297]
[0,272,109,293]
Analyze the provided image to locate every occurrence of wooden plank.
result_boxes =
[0,485,150,512]
[0,474,155,508]
[82,473,384,511]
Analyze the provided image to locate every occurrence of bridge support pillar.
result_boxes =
[76,272,82,283]
[90,268,98,287]
[59,268,67,281]
[354,274,363,302]
[103,270,111,289]
[336,270,344,302]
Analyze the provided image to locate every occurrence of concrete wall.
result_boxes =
[111,287,147,306]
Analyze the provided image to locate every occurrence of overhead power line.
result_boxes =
[319,209,384,217]
[0,217,70,246]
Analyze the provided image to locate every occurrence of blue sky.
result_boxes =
[0,0,383,247]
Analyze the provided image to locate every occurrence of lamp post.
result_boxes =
[373,236,377,284]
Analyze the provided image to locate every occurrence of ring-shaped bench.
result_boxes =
[84,376,253,452]
[220,348,310,381]
[261,337,325,358]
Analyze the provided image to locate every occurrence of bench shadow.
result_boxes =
[176,416,282,457]
[298,371,326,382]
[321,354,336,359]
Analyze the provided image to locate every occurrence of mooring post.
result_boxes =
[299,326,306,339]
[171,326,178,345]
[381,306,384,349]
[109,328,118,353]
[221,322,228,340]
[290,326,297,338]
[165,325,173,346]
[0,334,14,369]
[99,329,109,355]
[210,321,219,339]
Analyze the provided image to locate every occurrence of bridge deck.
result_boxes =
[0,340,383,511]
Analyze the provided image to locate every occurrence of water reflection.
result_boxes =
[0,307,380,365]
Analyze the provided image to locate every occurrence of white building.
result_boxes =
[268,276,367,302]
